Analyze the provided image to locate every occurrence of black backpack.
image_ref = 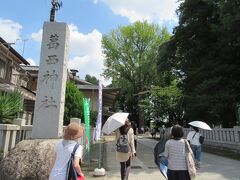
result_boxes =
[66,143,80,180]
[116,134,130,153]
[199,135,204,144]
[192,132,204,144]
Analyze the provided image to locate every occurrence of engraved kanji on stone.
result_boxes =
[46,55,59,64]
[47,34,60,49]
[41,70,58,88]
[37,96,57,110]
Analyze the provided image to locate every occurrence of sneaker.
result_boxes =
[195,161,200,169]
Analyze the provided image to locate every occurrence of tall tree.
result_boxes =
[158,0,240,127]
[102,21,171,127]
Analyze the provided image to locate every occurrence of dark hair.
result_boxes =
[131,121,137,135]
[119,120,130,134]
[192,126,199,132]
[171,124,184,138]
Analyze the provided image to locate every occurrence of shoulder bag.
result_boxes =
[184,140,196,179]
[66,143,84,180]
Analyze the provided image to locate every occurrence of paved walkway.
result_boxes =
[85,136,240,180]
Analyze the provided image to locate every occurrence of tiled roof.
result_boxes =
[77,84,120,91]
[21,65,39,71]
[0,37,30,65]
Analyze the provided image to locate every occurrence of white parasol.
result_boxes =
[188,121,212,130]
[102,112,129,135]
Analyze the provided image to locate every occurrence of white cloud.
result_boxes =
[31,29,43,42]
[31,24,107,84]
[68,24,103,59]
[93,0,99,4]
[101,0,180,23]
[26,58,37,66]
[68,55,103,79]
[0,18,22,43]
[68,24,105,83]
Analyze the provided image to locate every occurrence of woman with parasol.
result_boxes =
[187,121,211,169]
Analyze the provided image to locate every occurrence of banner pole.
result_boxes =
[93,80,105,176]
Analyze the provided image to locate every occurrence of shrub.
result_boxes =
[0,91,23,124]
[90,110,98,127]
[64,81,84,125]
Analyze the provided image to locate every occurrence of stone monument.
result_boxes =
[32,0,69,138]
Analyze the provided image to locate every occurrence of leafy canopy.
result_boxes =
[85,74,98,85]
[102,21,172,125]
[157,0,240,127]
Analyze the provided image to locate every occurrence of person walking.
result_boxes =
[115,119,136,180]
[49,122,84,180]
[164,124,191,180]
[187,126,202,168]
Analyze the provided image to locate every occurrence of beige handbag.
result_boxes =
[184,140,196,179]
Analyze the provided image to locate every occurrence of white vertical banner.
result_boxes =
[94,80,102,141]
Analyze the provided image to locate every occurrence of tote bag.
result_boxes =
[184,140,196,179]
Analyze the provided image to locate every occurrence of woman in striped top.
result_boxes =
[164,125,191,180]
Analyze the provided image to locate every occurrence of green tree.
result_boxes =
[142,80,183,125]
[90,110,98,127]
[157,0,240,127]
[64,81,84,125]
[102,21,171,127]
[85,74,98,85]
[217,0,240,126]
[0,91,23,124]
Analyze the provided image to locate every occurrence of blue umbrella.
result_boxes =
[159,156,168,179]
[154,139,168,179]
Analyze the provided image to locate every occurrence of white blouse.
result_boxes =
[49,140,82,180]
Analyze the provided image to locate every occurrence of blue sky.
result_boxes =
[0,0,179,85]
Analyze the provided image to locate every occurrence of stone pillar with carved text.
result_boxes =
[32,22,69,138]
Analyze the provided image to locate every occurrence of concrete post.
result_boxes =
[32,22,70,138]
[0,124,20,158]
[216,129,219,141]
[9,130,17,149]
[13,118,26,126]
[3,130,10,157]
[70,118,81,124]
[28,112,33,125]
[13,118,26,143]
[233,126,240,142]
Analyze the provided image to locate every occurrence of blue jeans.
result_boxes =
[191,145,201,162]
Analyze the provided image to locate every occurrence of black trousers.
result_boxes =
[120,158,131,180]
[134,139,137,152]
[167,169,191,180]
